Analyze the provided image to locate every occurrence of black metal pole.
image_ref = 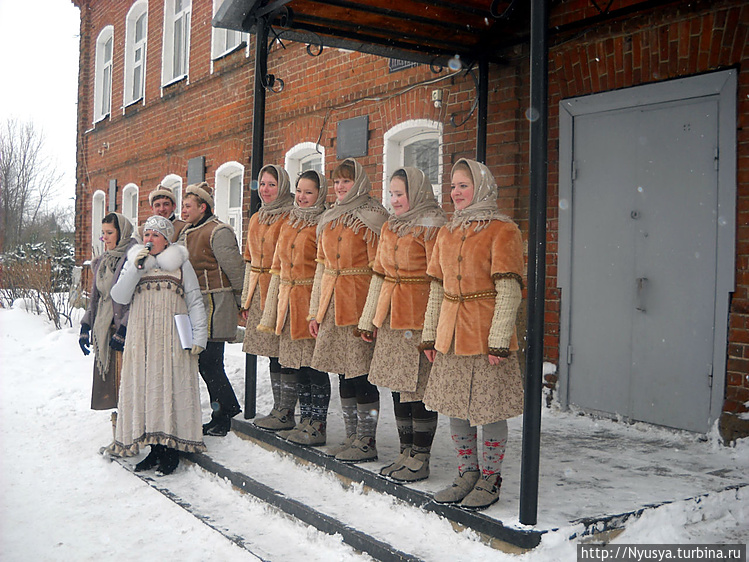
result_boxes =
[244,16,269,420]
[476,53,489,164]
[520,0,548,526]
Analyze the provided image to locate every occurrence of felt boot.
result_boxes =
[379,447,411,477]
[254,407,295,431]
[335,436,378,463]
[134,444,164,472]
[326,434,356,457]
[390,452,430,483]
[279,417,310,440]
[460,473,502,510]
[433,470,480,504]
[287,419,326,446]
[156,447,180,476]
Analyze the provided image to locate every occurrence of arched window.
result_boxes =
[91,190,107,256]
[285,142,324,191]
[122,183,139,227]
[162,0,191,86]
[94,26,114,123]
[124,1,148,106]
[215,162,244,246]
[382,120,443,206]
[160,174,183,215]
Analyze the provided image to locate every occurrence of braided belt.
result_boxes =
[444,289,496,303]
[324,267,371,276]
[384,275,429,284]
[251,265,271,274]
[280,277,313,286]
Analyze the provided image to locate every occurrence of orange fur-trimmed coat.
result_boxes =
[315,222,378,327]
[272,221,318,340]
[242,212,287,312]
[427,220,524,356]
[372,227,435,330]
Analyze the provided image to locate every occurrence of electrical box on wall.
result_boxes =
[337,116,369,159]
[108,179,117,212]
[187,156,206,185]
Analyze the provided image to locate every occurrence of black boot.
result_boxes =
[134,445,164,472]
[156,447,180,476]
[202,402,240,437]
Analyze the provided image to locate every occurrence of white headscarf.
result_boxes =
[386,167,446,240]
[446,158,513,232]
[257,164,295,226]
[288,170,328,229]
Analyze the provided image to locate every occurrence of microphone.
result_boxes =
[136,242,153,269]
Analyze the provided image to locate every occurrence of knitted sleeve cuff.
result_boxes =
[257,273,280,332]
[240,262,253,309]
[357,273,384,333]
[307,262,324,321]
[420,279,444,345]
[488,276,522,351]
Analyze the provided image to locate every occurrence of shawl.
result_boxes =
[257,164,295,226]
[446,158,514,232]
[93,212,133,378]
[316,158,389,243]
[288,170,328,229]
[386,167,446,241]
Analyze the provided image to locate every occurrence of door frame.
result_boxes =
[557,70,737,430]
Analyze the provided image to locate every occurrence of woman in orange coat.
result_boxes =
[241,164,296,431]
[421,158,525,510]
[258,170,331,445]
[308,158,389,462]
[358,168,445,481]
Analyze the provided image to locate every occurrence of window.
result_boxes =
[382,120,443,206]
[162,0,191,86]
[94,26,114,123]
[215,162,244,246]
[91,190,106,255]
[124,2,148,106]
[122,184,139,227]
[285,142,325,191]
[211,0,244,61]
[160,174,183,214]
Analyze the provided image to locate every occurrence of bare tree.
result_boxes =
[0,118,64,251]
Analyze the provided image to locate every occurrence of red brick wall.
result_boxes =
[72,0,748,432]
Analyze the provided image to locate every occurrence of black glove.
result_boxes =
[109,325,127,352]
[79,323,91,356]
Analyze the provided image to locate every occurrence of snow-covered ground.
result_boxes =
[1,302,747,561]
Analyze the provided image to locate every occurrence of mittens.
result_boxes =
[79,323,91,355]
[109,325,127,351]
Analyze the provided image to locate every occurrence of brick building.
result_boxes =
[71,0,748,440]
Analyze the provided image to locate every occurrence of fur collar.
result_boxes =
[127,243,189,272]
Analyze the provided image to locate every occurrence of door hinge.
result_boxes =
[567,345,574,365]
[571,161,578,181]
[714,147,719,171]
[708,364,713,389]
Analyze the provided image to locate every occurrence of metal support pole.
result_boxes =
[244,16,269,420]
[520,0,549,526]
[476,53,489,164]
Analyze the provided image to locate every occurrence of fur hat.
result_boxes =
[143,215,174,243]
[185,182,214,210]
[148,185,177,206]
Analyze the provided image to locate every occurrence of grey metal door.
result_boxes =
[567,97,718,432]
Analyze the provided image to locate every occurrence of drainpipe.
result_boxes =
[520,0,548,526]
[476,52,489,163]
[244,15,269,420]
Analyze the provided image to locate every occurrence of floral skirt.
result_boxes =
[278,321,316,370]
[310,297,374,378]
[369,314,430,402]
[423,348,524,426]
[242,290,280,358]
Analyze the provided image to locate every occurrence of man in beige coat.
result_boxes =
[179,182,245,436]
[135,186,187,242]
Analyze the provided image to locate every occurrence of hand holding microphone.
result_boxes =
[136,242,153,269]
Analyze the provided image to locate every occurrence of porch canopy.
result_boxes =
[213,0,547,526]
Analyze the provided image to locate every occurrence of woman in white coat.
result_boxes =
[109,215,208,475]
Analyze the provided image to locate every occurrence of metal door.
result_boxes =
[566,97,718,432]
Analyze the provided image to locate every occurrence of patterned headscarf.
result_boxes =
[257,164,295,226]
[316,158,389,242]
[98,213,134,275]
[143,215,174,244]
[386,167,446,240]
[446,158,513,232]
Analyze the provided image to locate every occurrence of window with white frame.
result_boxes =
[91,190,106,255]
[160,174,183,215]
[285,142,325,191]
[211,0,244,60]
[122,183,139,226]
[215,162,244,246]
[382,120,443,206]
[124,2,148,106]
[162,0,191,86]
[94,26,114,122]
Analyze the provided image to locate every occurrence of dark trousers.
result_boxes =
[198,341,241,419]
